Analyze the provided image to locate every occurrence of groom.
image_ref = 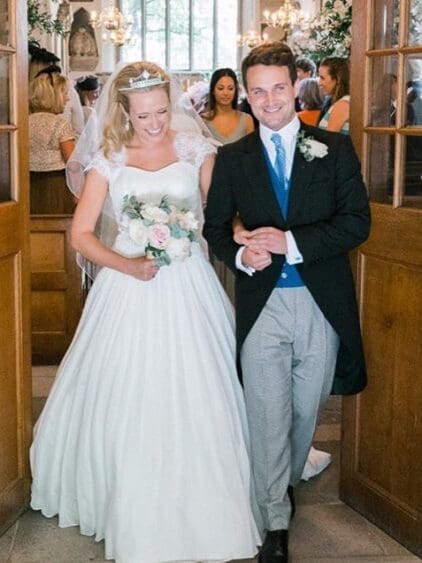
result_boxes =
[203,43,370,562]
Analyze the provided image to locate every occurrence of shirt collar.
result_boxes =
[260,115,301,146]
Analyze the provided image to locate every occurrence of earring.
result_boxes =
[125,116,131,131]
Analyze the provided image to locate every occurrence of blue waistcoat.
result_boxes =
[262,146,304,288]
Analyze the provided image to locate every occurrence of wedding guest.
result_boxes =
[295,57,316,81]
[30,60,261,563]
[75,74,100,123]
[202,67,255,302]
[318,57,350,134]
[204,42,370,562]
[28,43,85,136]
[202,67,255,144]
[297,77,323,126]
[29,67,76,214]
[294,57,317,111]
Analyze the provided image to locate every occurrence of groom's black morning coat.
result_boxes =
[203,122,371,395]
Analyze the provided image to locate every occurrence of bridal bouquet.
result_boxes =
[121,195,199,266]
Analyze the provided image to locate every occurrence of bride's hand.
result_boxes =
[234,229,254,246]
[125,256,160,281]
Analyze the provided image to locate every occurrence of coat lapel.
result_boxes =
[287,123,320,223]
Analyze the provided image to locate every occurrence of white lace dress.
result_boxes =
[30,132,261,563]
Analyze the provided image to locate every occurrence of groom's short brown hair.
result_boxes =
[241,42,297,90]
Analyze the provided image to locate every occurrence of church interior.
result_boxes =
[0,0,421,561]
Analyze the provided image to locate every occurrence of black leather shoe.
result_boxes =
[258,529,288,563]
[288,485,295,520]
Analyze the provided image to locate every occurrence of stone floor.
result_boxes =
[0,368,420,563]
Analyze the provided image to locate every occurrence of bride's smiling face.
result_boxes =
[127,87,171,144]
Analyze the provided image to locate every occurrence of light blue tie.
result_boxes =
[271,133,287,191]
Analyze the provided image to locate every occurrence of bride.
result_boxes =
[30,61,261,563]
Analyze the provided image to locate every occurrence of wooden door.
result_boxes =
[30,214,83,365]
[0,0,32,532]
[341,0,422,555]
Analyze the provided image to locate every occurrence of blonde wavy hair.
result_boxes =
[29,72,68,114]
[101,61,170,158]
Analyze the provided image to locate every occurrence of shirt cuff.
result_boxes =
[235,246,255,276]
[285,230,303,264]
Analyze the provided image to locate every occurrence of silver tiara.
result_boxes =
[119,70,169,92]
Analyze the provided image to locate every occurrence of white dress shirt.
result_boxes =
[236,116,304,275]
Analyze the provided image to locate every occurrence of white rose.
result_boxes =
[142,204,169,224]
[166,237,191,261]
[178,211,198,231]
[308,139,329,158]
[128,219,148,247]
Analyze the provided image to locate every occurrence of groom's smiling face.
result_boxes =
[246,64,296,131]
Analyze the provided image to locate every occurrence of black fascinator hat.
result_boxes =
[28,42,60,64]
[76,75,99,92]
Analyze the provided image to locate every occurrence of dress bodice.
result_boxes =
[110,160,201,217]
[205,111,250,145]
[88,131,215,257]
[319,95,350,135]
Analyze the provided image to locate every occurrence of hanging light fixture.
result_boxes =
[262,0,309,42]
[90,1,134,46]
[238,1,309,49]
[237,29,269,49]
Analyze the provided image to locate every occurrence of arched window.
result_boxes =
[121,0,240,71]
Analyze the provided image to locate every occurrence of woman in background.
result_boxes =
[202,67,254,145]
[297,77,324,126]
[318,57,350,134]
[75,74,100,124]
[29,68,76,214]
[202,68,254,301]
[28,43,85,137]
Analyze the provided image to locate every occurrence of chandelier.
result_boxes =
[238,1,309,49]
[90,1,134,46]
[262,1,309,42]
[237,29,268,49]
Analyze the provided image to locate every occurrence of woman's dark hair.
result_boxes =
[319,57,349,103]
[298,77,323,110]
[205,68,239,119]
[241,42,296,90]
[76,75,99,92]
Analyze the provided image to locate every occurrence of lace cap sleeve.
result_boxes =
[85,150,126,182]
[175,132,217,169]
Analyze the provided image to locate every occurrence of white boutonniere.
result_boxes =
[297,131,329,162]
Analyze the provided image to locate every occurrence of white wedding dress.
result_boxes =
[30,132,261,563]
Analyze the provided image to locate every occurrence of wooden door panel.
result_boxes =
[0,251,29,530]
[0,0,32,533]
[30,217,83,365]
[0,254,19,487]
[30,231,66,271]
[341,1,422,554]
[342,219,422,554]
[359,256,422,496]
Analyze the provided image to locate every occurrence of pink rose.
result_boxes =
[148,224,171,249]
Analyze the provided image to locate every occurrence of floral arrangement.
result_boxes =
[297,132,328,162]
[28,0,68,43]
[292,0,352,63]
[121,195,198,266]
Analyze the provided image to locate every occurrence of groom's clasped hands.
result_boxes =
[235,226,287,270]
